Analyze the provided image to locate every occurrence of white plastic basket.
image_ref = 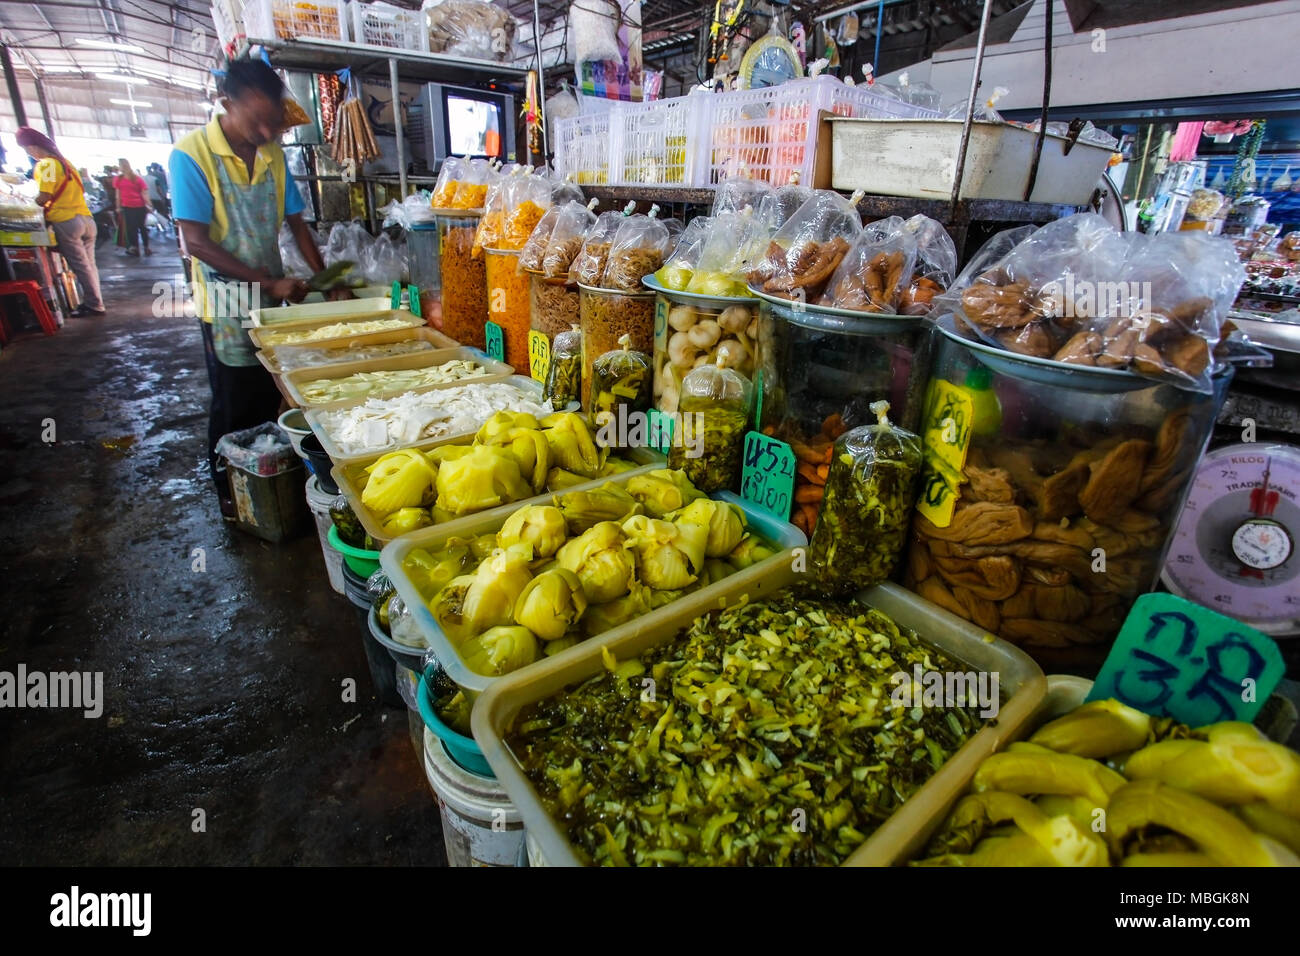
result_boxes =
[242,0,347,42]
[210,0,245,47]
[610,94,709,187]
[554,112,617,185]
[705,75,939,186]
[346,1,428,51]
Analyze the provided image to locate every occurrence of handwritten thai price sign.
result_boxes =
[528,330,550,382]
[647,409,675,456]
[390,281,402,311]
[484,321,505,363]
[409,286,421,318]
[1086,593,1284,726]
[915,379,973,528]
[741,431,796,520]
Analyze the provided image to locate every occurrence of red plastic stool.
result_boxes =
[0,280,60,344]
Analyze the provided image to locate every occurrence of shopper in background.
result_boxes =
[147,162,171,220]
[171,57,333,516]
[14,126,106,317]
[114,159,153,256]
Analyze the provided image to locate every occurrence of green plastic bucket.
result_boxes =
[327,524,381,577]
[417,664,493,778]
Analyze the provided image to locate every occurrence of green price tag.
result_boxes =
[753,369,764,431]
[1086,593,1284,726]
[390,281,401,311]
[409,285,421,318]
[484,321,505,363]
[740,430,795,521]
[528,330,551,383]
[647,408,675,456]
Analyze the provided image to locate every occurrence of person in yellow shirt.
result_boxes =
[16,126,106,316]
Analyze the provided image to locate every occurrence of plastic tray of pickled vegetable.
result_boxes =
[301,284,392,305]
[247,311,424,349]
[305,376,565,463]
[343,410,668,546]
[257,326,458,375]
[282,347,513,410]
[471,563,1046,866]
[248,296,404,327]
[381,465,804,696]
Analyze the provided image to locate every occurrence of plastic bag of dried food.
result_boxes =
[449,157,493,210]
[431,156,464,209]
[747,190,862,300]
[1053,229,1244,392]
[517,202,564,272]
[590,334,652,448]
[687,209,771,298]
[759,180,813,233]
[897,214,957,315]
[711,178,773,218]
[820,215,917,312]
[600,212,671,292]
[502,174,551,250]
[544,323,582,408]
[663,217,684,252]
[473,170,520,256]
[807,400,921,595]
[654,215,712,291]
[550,177,584,206]
[540,199,599,278]
[569,209,625,286]
[424,0,516,61]
[668,357,753,492]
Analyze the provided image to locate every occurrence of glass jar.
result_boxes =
[652,288,759,415]
[436,213,487,350]
[528,271,579,383]
[903,316,1230,675]
[578,284,655,411]
[757,292,928,538]
[484,247,531,372]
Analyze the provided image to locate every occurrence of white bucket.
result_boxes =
[423,727,525,867]
[278,408,312,460]
[305,475,346,594]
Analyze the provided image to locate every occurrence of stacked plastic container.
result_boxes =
[346,1,428,50]
[241,0,346,41]
[552,113,615,185]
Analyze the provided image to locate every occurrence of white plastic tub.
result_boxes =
[422,727,525,867]
[305,475,346,594]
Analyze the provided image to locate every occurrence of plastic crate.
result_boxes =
[242,0,346,42]
[704,75,940,186]
[346,1,428,51]
[210,0,245,47]
[610,94,708,187]
[553,112,616,185]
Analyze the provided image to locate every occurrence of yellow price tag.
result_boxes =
[528,330,551,383]
[915,379,973,528]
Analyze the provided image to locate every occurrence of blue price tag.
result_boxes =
[1087,593,1284,726]
[484,321,505,363]
[740,430,795,521]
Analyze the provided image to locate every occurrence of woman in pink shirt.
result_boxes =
[114,158,153,256]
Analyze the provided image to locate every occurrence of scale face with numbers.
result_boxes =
[1161,443,1300,635]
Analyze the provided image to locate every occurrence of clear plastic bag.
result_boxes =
[668,357,753,492]
[543,323,582,407]
[550,178,584,207]
[571,0,622,64]
[807,400,921,595]
[473,170,520,256]
[746,189,862,300]
[944,85,1008,122]
[279,221,315,278]
[215,422,299,476]
[431,156,464,209]
[820,215,918,312]
[760,181,814,233]
[324,221,374,268]
[540,199,598,278]
[600,213,671,292]
[686,209,771,298]
[569,209,625,286]
[449,157,494,210]
[424,0,516,61]
[383,193,437,229]
[653,215,712,291]
[517,202,564,272]
[711,178,773,218]
[362,232,408,284]
[500,174,551,251]
[898,214,957,315]
[590,334,652,448]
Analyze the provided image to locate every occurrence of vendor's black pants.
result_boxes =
[200,320,283,498]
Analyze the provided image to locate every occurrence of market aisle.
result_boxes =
[0,246,447,865]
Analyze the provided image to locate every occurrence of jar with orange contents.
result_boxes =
[437,213,488,350]
[485,248,531,372]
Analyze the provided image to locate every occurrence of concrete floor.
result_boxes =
[0,244,447,865]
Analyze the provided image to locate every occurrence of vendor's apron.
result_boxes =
[197,158,283,367]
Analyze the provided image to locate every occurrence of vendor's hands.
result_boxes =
[326,287,355,302]
[265,277,309,303]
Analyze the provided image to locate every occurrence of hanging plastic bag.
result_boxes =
[668,357,753,493]
[653,215,712,291]
[362,232,408,285]
[543,323,582,407]
[569,209,626,286]
[431,156,464,209]
[280,221,314,277]
[600,211,671,292]
[570,0,623,64]
[807,400,922,596]
[746,189,862,300]
[590,334,652,448]
[540,199,598,278]
[897,214,958,315]
[820,215,918,312]
[686,209,771,298]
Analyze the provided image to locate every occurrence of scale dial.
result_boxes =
[1162,443,1300,635]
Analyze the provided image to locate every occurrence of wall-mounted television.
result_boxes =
[409,82,516,172]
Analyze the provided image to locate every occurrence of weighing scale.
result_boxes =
[1162,443,1300,635]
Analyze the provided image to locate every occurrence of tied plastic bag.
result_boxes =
[539,199,598,278]
[569,209,625,286]
[473,169,521,256]
[759,180,813,233]
[279,221,318,278]
[746,190,862,300]
[424,0,516,62]
[449,157,494,210]
[362,232,407,284]
[516,202,564,272]
[550,178,584,207]
[654,215,712,291]
[945,85,1008,122]
[668,356,753,493]
[686,209,771,298]
[898,214,957,315]
[431,156,464,208]
[807,400,921,596]
[711,178,774,219]
[544,323,582,407]
[820,215,918,312]
[383,193,437,229]
[501,174,551,250]
[325,221,375,268]
[600,213,671,292]
[590,334,652,448]
[570,0,623,64]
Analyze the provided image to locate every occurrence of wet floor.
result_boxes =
[0,244,447,865]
